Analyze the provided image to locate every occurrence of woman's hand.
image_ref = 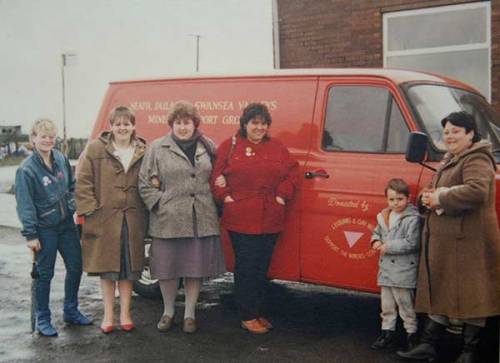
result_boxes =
[27,239,41,252]
[275,196,286,205]
[214,175,227,188]
[224,195,235,203]
[422,189,441,209]
[371,240,382,250]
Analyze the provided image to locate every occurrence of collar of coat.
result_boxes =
[159,132,209,163]
[440,141,497,172]
[98,131,146,169]
[377,204,419,231]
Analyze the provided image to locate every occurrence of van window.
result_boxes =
[322,86,409,153]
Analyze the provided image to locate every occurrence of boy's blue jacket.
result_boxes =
[15,149,76,240]
[370,204,421,289]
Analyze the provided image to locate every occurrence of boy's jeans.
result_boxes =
[35,217,82,322]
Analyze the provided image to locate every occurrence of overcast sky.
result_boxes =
[0,0,275,137]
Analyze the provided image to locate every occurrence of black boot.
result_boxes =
[453,324,481,363]
[396,319,446,361]
[406,332,418,351]
[370,329,396,350]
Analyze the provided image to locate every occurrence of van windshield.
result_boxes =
[406,84,500,158]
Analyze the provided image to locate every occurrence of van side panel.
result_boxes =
[91,76,319,281]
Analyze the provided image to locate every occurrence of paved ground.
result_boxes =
[1,165,498,363]
[1,226,499,363]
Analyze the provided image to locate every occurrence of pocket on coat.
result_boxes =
[82,209,102,239]
[266,197,285,226]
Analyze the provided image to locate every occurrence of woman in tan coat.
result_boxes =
[76,106,147,334]
[398,111,500,363]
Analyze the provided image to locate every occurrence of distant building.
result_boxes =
[275,1,499,112]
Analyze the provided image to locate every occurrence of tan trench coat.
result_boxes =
[75,132,147,273]
[415,142,500,319]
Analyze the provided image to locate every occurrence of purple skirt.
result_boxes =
[151,235,226,280]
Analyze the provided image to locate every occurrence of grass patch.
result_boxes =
[0,154,26,167]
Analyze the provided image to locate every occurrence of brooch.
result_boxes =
[42,176,52,186]
[245,147,255,157]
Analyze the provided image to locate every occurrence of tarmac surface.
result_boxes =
[0,165,498,363]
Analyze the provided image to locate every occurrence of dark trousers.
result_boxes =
[36,217,83,321]
[229,231,278,321]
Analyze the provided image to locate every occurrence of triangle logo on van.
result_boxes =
[344,231,363,248]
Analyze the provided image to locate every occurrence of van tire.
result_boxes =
[133,277,161,299]
[132,241,161,299]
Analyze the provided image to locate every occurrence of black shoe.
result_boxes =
[370,330,396,350]
[406,332,418,351]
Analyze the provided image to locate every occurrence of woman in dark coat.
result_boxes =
[211,103,299,334]
[76,106,147,334]
[398,111,500,363]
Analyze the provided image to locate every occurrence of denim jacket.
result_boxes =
[15,149,75,240]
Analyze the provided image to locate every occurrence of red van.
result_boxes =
[84,69,500,298]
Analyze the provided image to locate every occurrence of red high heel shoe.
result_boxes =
[120,323,135,332]
[100,324,114,334]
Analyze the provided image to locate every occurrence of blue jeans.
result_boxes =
[36,217,82,321]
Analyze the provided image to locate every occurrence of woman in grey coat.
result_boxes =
[138,101,225,334]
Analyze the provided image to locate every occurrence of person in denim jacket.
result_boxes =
[15,119,92,337]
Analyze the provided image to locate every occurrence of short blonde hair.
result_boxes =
[30,118,57,140]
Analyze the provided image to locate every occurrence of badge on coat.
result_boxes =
[245,147,255,157]
[42,176,52,186]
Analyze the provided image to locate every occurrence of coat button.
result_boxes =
[190,193,195,197]
[191,173,195,178]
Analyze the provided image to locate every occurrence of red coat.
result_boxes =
[211,135,299,234]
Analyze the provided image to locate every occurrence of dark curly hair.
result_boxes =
[239,103,272,139]
[441,111,481,143]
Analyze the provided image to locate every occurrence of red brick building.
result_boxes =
[275,0,500,112]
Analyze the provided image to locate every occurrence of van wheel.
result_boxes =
[132,242,161,299]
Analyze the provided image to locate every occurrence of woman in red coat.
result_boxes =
[211,103,298,334]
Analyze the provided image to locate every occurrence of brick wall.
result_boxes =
[277,0,500,111]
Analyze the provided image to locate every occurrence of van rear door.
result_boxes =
[299,77,422,293]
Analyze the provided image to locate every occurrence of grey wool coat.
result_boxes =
[415,142,500,319]
[138,133,220,239]
[75,132,147,273]
[371,204,421,289]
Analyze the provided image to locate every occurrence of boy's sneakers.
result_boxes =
[370,329,397,350]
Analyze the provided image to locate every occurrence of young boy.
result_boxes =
[370,178,421,351]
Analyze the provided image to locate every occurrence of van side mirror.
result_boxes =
[405,132,436,171]
[406,132,428,163]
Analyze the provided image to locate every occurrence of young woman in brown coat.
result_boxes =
[76,106,147,334]
[398,111,500,363]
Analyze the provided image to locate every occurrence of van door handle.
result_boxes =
[305,170,330,179]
